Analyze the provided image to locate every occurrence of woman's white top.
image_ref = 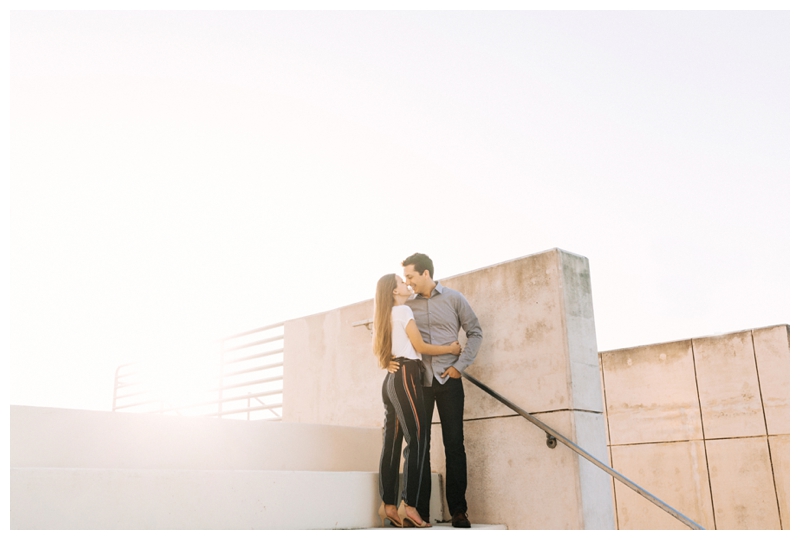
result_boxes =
[392,305,421,360]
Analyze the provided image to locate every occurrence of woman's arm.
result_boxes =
[405,319,461,356]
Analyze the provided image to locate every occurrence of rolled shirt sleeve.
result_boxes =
[452,293,482,375]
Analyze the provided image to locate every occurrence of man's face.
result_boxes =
[403,265,426,293]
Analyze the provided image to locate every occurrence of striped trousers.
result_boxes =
[378,357,429,507]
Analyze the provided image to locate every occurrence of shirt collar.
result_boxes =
[411,281,443,300]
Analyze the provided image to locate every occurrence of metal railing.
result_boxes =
[112,322,284,420]
[462,372,704,530]
[112,363,154,412]
[217,322,284,420]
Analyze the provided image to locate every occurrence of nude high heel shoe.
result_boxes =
[398,501,430,528]
[378,503,403,528]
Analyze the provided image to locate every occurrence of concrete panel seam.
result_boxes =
[706,434,786,442]
[765,437,786,530]
[751,330,783,529]
[599,352,619,529]
[609,439,702,448]
[442,408,605,425]
[608,433,779,448]
[691,339,717,530]
[751,329,774,439]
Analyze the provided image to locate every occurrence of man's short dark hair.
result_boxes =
[402,253,434,279]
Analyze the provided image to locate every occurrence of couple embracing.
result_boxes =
[372,253,482,528]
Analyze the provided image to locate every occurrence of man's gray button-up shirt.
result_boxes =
[406,282,483,386]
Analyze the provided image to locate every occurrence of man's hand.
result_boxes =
[442,366,461,379]
[387,360,400,373]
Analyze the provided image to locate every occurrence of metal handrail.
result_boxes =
[462,372,705,530]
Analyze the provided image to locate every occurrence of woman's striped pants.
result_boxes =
[378,357,429,508]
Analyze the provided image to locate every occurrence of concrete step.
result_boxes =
[11,468,452,530]
[11,405,381,472]
[370,523,508,530]
[11,406,493,530]
[12,468,382,529]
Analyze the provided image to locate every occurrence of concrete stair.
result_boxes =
[13,468,382,529]
[11,405,504,529]
[371,524,508,530]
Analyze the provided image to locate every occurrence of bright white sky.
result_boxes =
[9,8,791,412]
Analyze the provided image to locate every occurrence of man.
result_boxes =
[402,253,482,528]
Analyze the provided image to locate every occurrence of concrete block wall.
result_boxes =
[599,325,790,530]
[283,249,615,529]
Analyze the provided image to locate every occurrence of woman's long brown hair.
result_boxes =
[373,274,397,369]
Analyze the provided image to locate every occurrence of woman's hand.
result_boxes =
[448,341,461,355]
[386,360,400,373]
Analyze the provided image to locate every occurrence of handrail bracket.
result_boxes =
[546,433,557,449]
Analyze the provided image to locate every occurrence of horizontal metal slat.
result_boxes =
[223,361,284,377]
[227,388,283,400]
[221,375,284,390]
[224,334,284,352]
[224,348,284,365]
[222,322,284,341]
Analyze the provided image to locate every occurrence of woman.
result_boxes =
[373,273,461,528]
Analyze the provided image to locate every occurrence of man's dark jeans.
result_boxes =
[418,376,467,521]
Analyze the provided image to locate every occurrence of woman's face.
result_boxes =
[394,275,413,297]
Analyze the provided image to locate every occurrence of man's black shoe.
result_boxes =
[451,512,471,528]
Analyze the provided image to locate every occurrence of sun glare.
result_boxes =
[137,358,220,412]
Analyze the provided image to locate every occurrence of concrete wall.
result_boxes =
[283,248,615,529]
[599,325,790,530]
[13,252,787,529]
